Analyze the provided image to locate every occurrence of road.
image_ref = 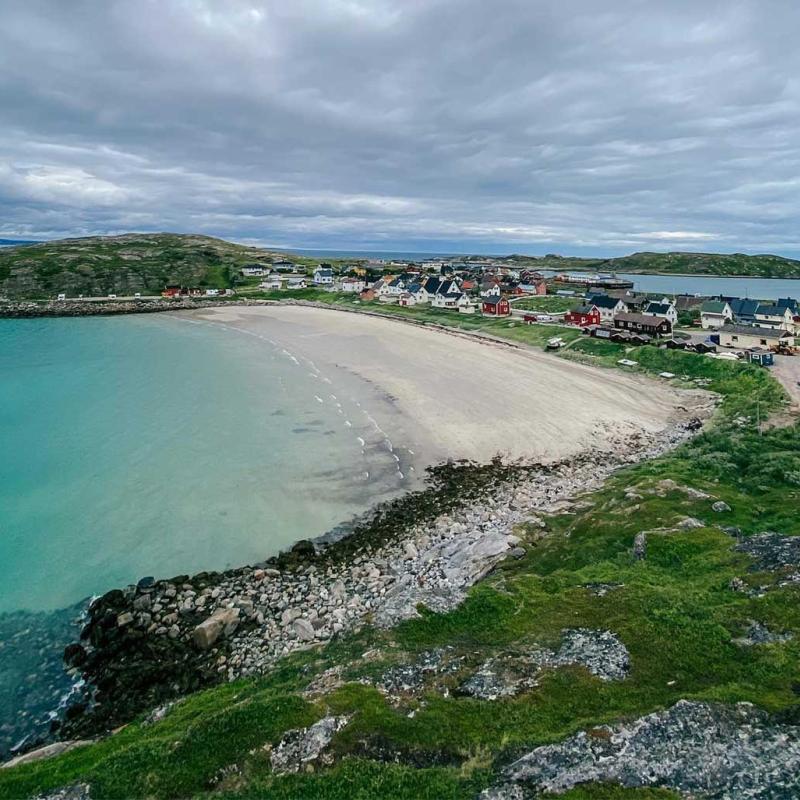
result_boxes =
[772,355,800,409]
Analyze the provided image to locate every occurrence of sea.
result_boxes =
[0,312,402,755]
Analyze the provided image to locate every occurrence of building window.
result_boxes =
[732,336,738,342]
[761,340,767,346]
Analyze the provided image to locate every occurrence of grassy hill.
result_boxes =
[595,251,800,278]
[0,233,303,299]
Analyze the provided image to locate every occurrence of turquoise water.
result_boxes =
[0,314,384,615]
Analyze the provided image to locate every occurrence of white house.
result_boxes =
[286,276,307,289]
[754,304,796,332]
[700,301,733,330]
[719,324,794,351]
[241,265,268,277]
[588,294,628,322]
[645,301,678,326]
[432,280,467,309]
[259,275,283,290]
[313,266,334,285]
[340,277,366,293]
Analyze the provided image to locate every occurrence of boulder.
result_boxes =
[292,618,315,642]
[192,608,240,650]
[712,500,732,513]
[2,741,92,769]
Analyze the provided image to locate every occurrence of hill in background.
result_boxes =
[3,234,800,299]
[0,233,300,299]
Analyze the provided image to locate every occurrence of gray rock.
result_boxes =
[2,741,93,769]
[491,700,800,799]
[736,532,800,572]
[270,716,350,774]
[530,629,630,682]
[734,620,793,647]
[192,608,240,650]
[676,516,705,530]
[32,784,91,800]
[633,532,647,560]
[292,618,315,642]
[713,500,732,513]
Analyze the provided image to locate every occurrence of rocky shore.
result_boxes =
[0,298,270,318]
[58,418,704,741]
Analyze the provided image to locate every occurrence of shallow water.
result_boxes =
[0,313,410,755]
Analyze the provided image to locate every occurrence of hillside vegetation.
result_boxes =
[0,234,297,299]
[500,251,800,278]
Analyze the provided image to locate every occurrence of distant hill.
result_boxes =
[0,239,40,247]
[498,250,800,278]
[0,233,299,299]
[595,251,800,278]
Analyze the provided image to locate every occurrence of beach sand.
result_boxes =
[186,305,710,467]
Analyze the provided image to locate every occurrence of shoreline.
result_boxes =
[4,303,718,757]
[57,415,711,744]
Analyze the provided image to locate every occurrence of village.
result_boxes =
[234,256,799,367]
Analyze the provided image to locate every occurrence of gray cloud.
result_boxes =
[2,0,800,254]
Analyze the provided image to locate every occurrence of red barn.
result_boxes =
[482,296,511,316]
[565,304,601,327]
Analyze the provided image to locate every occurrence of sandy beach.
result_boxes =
[185,305,711,468]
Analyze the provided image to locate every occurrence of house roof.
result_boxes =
[755,304,788,317]
[720,324,791,340]
[423,276,443,294]
[615,312,670,327]
[571,304,597,314]
[729,298,760,318]
[315,267,333,277]
[701,300,729,314]
[777,297,799,312]
[589,294,623,309]
[483,295,505,306]
[645,302,672,315]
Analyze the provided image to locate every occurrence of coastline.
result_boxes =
[58,419,711,743]
[34,305,718,747]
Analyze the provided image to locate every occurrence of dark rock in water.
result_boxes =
[63,643,86,667]
[292,539,317,558]
[0,604,85,763]
[484,700,800,799]
[137,576,156,591]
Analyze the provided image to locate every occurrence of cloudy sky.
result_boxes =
[2,0,800,255]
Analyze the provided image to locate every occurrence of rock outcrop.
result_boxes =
[484,700,800,798]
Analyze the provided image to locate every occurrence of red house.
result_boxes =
[482,296,511,316]
[565,304,601,327]
[162,285,184,298]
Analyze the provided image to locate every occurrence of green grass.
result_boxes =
[509,295,574,313]
[1,296,797,800]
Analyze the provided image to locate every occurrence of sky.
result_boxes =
[2,0,800,256]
